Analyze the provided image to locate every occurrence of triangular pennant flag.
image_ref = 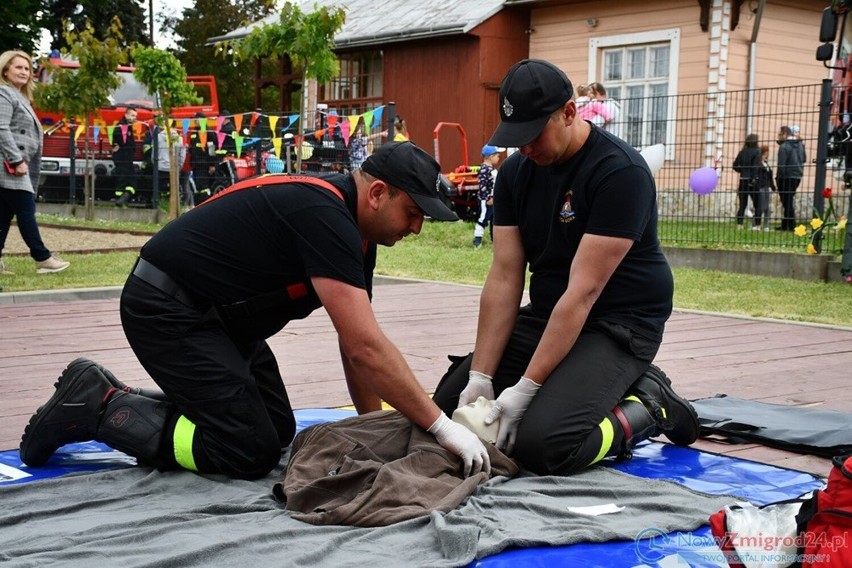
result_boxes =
[106,125,114,142]
[74,124,85,141]
[216,131,226,149]
[216,116,225,132]
[340,120,351,146]
[233,114,243,132]
[198,117,207,132]
[92,126,100,144]
[269,115,279,133]
[182,119,190,136]
[132,122,143,137]
[250,112,259,128]
[347,114,361,133]
[362,110,375,131]
[272,136,282,158]
[199,130,207,147]
[372,105,384,126]
[234,135,244,157]
[288,114,299,130]
[314,128,326,140]
[120,123,129,143]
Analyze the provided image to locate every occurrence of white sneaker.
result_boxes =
[0,259,13,275]
[35,255,70,274]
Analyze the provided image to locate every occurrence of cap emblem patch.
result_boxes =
[502,97,514,118]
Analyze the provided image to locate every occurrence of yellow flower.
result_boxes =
[838,218,847,231]
[807,243,817,254]
[810,218,824,230]
[794,225,807,237]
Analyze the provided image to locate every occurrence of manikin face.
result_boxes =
[4,56,31,90]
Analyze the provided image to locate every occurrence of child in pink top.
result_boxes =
[575,84,611,127]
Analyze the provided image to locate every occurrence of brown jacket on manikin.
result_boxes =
[275,410,519,527]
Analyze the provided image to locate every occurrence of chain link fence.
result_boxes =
[621,83,849,255]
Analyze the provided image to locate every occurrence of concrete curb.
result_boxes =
[0,276,424,305]
[0,286,123,305]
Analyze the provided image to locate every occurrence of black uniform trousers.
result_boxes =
[432,306,660,475]
[119,276,297,479]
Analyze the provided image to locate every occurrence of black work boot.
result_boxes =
[87,358,167,401]
[627,364,699,446]
[611,397,659,460]
[96,391,176,468]
[20,359,118,466]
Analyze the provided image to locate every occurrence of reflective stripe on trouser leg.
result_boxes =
[173,415,199,471]
[590,395,641,465]
[590,417,615,465]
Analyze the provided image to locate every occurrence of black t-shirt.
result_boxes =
[493,127,673,342]
[140,173,376,338]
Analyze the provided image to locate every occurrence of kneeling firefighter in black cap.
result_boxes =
[20,142,492,480]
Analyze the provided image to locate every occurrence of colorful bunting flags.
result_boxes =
[61,105,388,158]
[340,120,351,146]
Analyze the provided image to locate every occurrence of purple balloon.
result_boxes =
[689,167,718,195]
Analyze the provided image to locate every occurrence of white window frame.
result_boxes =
[589,28,680,159]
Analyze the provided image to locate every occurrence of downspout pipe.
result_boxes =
[747,0,767,134]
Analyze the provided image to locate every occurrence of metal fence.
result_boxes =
[621,83,850,254]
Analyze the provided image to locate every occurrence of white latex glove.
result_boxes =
[457,370,494,408]
[485,377,541,455]
[428,412,492,477]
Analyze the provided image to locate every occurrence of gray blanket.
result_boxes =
[0,457,735,567]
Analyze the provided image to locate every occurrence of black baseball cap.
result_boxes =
[488,59,574,147]
[361,141,458,222]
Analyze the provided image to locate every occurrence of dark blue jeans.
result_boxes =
[0,187,51,261]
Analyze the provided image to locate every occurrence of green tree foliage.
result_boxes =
[0,0,43,54]
[131,46,201,219]
[164,0,275,113]
[41,0,150,52]
[231,2,345,168]
[35,19,127,220]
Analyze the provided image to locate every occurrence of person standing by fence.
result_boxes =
[775,125,805,231]
[111,107,139,207]
[756,144,775,231]
[589,82,622,138]
[732,133,762,230]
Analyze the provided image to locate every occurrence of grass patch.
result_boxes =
[36,213,163,234]
[3,218,850,328]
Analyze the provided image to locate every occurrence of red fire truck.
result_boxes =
[34,56,219,203]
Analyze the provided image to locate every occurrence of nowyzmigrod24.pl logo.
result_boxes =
[634,527,845,565]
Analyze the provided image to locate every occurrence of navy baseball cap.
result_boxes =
[361,142,458,222]
[489,59,574,147]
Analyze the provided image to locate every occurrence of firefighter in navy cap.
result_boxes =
[433,59,699,475]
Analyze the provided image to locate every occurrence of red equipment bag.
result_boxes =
[795,454,852,567]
